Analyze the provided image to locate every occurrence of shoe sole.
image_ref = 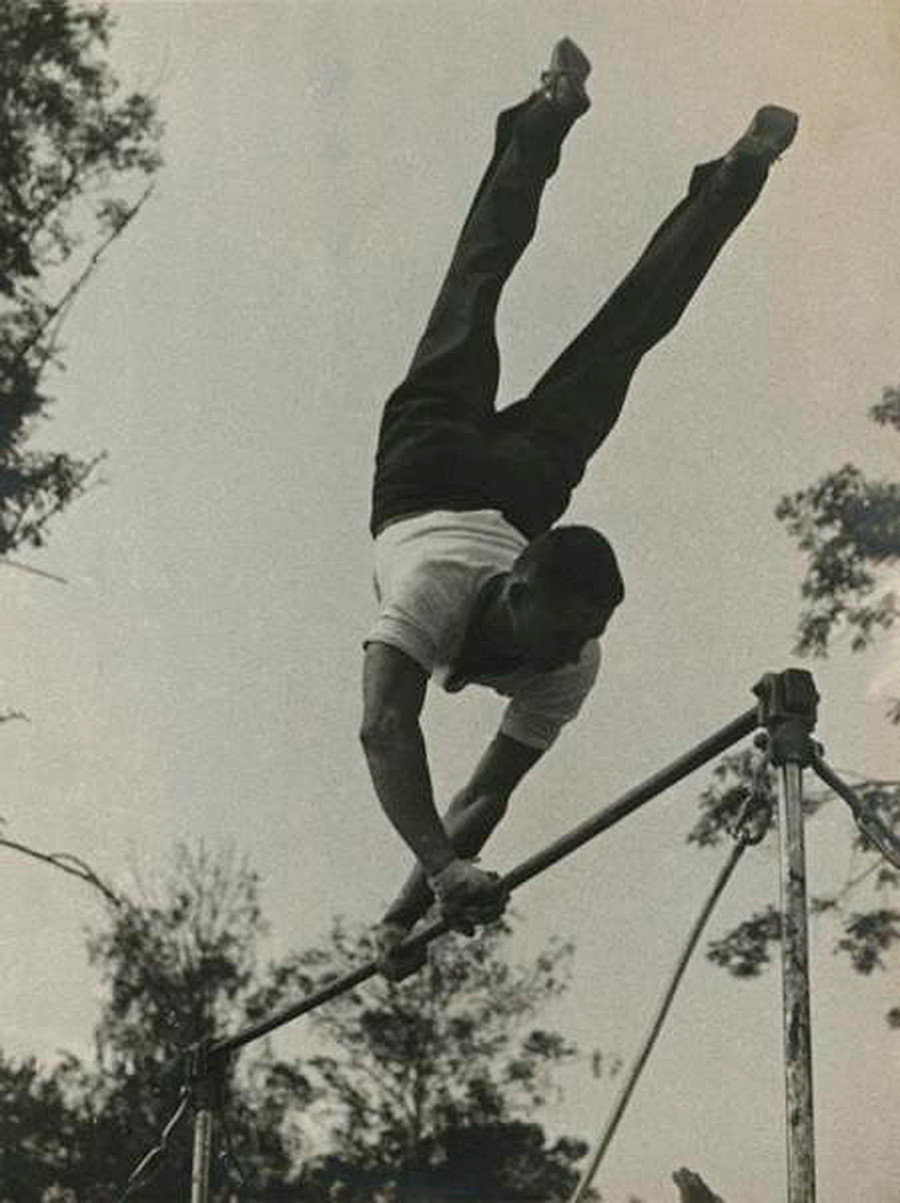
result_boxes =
[731,105,799,161]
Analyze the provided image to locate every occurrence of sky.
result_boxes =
[3,2,900,1200]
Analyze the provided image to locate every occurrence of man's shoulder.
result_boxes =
[498,640,601,750]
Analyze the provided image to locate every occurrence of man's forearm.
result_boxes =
[361,719,458,877]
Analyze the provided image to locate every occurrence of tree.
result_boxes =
[0,1052,83,1202]
[0,845,313,1201]
[4,845,596,1201]
[776,385,900,702]
[5,838,727,1201]
[692,388,900,1023]
[0,0,162,558]
[256,916,597,1202]
[76,843,312,1201]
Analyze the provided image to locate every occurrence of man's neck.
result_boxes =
[469,574,520,659]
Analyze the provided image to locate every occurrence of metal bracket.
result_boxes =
[753,670,819,767]
[185,1038,227,1111]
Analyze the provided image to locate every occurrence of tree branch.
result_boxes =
[0,832,119,905]
[6,181,156,381]
[0,557,68,584]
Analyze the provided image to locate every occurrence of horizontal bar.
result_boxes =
[502,705,759,893]
[212,703,759,1060]
[213,962,377,1058]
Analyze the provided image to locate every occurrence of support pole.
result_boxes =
[755,670,819,1203]
[190,1104,214,1203]
[777,759,816,1203]
[187,1041,222,1203]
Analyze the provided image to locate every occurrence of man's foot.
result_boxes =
[726,105,799,165]
[374,919,427,983]
[540,37,591,114]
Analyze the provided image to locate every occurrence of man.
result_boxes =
[361,39,797,975]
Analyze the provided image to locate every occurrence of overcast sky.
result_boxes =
[4,3,900,1200]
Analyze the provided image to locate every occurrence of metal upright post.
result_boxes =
[187,1041,221,1203]
[754,670,819,1203]
[190,1101,214,1203]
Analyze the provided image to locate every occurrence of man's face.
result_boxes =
[509,579,614,672]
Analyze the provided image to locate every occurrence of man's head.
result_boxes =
[506,525,624,671]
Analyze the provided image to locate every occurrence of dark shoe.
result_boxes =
[540,37,591,114]
[726,105,799,165]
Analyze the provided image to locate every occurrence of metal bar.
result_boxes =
[213,962,378,1058]
[501,705,759,893]
[811,756,900,871]
[777,761,817,1203]
[190,1105,214,1203]
[811,757,866,818]
[568,838,748,1203]
[212,704,759,1059]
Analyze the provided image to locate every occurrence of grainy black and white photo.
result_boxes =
[3,3,899,1201]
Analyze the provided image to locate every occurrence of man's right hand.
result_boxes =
[427,859,509,934]
[374,918,428,982]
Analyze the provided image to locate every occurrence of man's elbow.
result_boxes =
[359,708,418,757]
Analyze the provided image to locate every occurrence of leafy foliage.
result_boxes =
[706,906,781,978]
[693,751,900,988]
[2,848,599,1201]
[870,385,900,431]
[296,1122,593,1203]
[88,843,269,1071]
[776,388,900,664]
[261,917,596,1201]
[0,1053,82,1203]
[688,749,777,849]
[834,909,900,975]
[697,388,900,1027]
[1,845,311,1201]
[0,0,162,555]
[79,844,309,1200]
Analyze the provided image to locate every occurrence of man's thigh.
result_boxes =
[485,429,574,537]
[371,403,586,539]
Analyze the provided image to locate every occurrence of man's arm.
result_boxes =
[360,640,455,877]
[362,642,537,933]
[382,729,544,931]
[445,732,544,855]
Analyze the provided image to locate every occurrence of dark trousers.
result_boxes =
[370,93,769,540]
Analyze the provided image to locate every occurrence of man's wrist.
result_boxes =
[424,849,459,881]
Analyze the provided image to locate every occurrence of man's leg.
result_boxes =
[488,107,799,537]
[370,43,590,534]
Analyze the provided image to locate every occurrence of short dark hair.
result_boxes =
[513,525,625,610]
